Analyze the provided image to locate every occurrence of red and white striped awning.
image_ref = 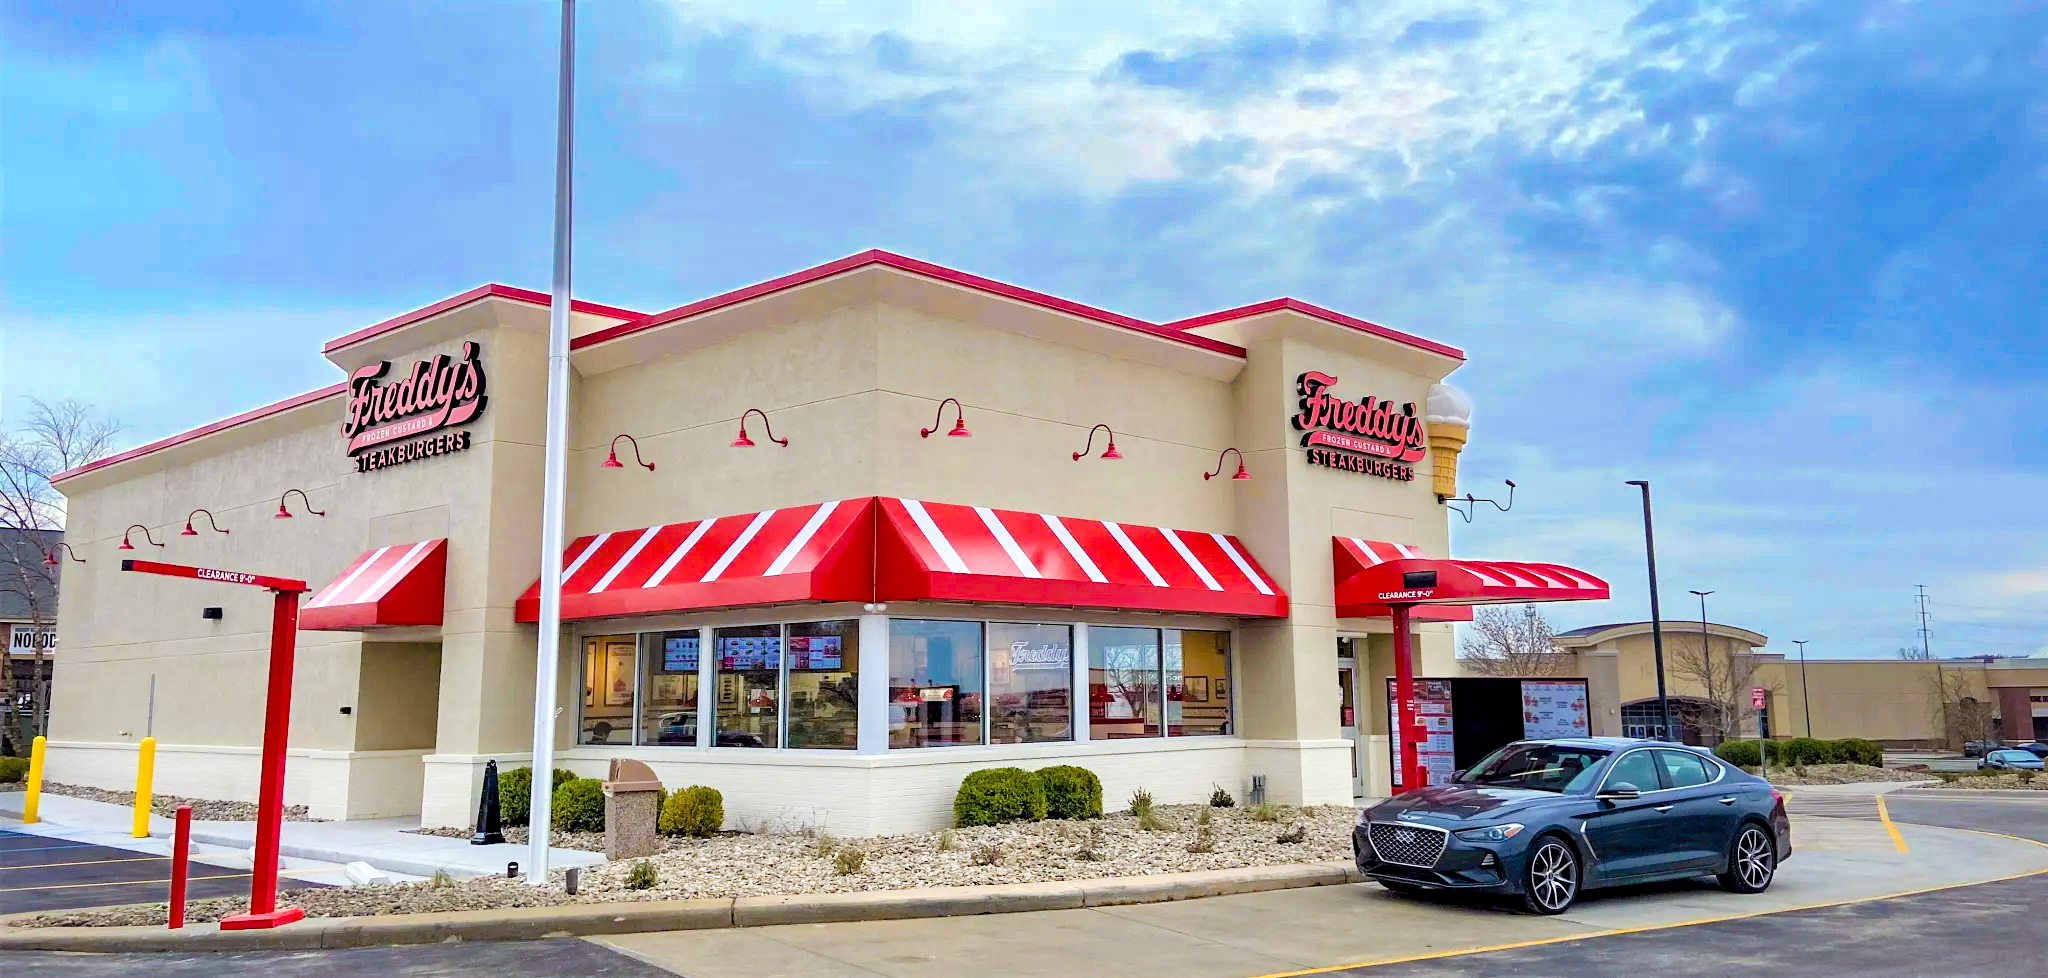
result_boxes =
[300,538,448,631]
[513,500,874,623]
[876,498,1285,618]
[1334,536,1608,614]
[1333,538,1469,621]
[515,497,1288,622]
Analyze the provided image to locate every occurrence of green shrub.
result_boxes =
[551,777,606,832]
[1831,738,1884,767]
[624,860,659,890]
[1714,741,1760,767]
[658,785,724,837]
[834,845,867,875]
[1782,738,1833,767]
[953,767,1047,827]
[0,756,28,784]
[1037,765,1103,820]
[1127,787,1154,817]
[497,766,579,827]
[1209,785,1235,808]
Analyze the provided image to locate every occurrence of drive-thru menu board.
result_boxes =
[1387,679,1457,788]
[1519,681,1591,739]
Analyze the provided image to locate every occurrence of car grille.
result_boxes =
[1368,822,1448,869]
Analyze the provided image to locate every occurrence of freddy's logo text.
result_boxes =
[1291,371,1425,481]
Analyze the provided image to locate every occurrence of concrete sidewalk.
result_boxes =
[0,791,603,882]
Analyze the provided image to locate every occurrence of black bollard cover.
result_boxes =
[472,759,506,845]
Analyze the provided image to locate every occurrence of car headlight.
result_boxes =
[1453,822,1525,843]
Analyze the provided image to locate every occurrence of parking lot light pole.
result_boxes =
[1793,640,1812,737]
[1626,481,1674,741]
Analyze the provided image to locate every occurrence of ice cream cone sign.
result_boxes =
[1425,383,1472,500]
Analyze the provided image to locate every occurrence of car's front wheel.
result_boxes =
[1717,822,1777,894]
[1518,836,1580,914]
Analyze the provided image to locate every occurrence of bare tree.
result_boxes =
[1666,632,1779,745]
[1928,666,1994,748]
[1897,646,1932,661]
[1459,605,1567,676]
[0,398,121,752]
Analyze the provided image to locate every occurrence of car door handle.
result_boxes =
[1718,797,1737,805]
[1654,805,1673,813]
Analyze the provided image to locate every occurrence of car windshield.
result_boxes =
[1994,751,2033,761]
[1458,743,1611,793]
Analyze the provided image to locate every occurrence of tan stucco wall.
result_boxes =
[355,642,441,751]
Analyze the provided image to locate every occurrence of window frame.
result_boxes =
[1652,748,1722,790]
[1598,747,1673,794]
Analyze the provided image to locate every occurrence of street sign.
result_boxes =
[1751,687,1767,709]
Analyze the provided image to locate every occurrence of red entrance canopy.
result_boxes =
[1332,538,1472,621]
[516,497,1287,622]
[1334,540,1608,613]
[300,538,448,630]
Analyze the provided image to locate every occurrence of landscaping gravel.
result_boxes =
[33,781,321,822]
[1763,764,1937,785]
[407,824,607,851]
[1912,772,2047,790]
[16,804,1354,928]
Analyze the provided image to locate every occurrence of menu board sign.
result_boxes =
[1387,678,1457,788]
[789,635,843,670]
[718,635,783,671]
[663,636,699,672]
[1520,681,1590,739]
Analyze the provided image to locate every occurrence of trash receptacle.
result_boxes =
[602,758,663,860]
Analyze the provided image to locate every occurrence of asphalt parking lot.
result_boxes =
[0,829,258,915]
[1311,790,2048,978]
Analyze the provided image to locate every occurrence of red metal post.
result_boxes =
[1390,603,1427,794]
[218,590,305,929]
[168,804,191,930]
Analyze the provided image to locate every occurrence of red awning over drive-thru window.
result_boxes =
[515,497,1288,622]
[1334,535,1608,615]
[874,497,1286,618]
[300,538,448,631]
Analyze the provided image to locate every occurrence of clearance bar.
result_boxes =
[119,559,307,593]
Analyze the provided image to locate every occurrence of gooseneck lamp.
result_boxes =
[1204,447,1250,481]
[274,489,325,519]
[44,543,84,566]
[731,408,788,448]
[603,433,655,470]
[920,398,972,438]
[118,525,164,550]
[181,509,229,536]
[1072,424,1122,461]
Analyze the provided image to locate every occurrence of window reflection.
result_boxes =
[890,619,984,747]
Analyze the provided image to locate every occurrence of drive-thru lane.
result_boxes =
[0,829,260,915]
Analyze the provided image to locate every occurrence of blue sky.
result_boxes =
[4,1,2043,658]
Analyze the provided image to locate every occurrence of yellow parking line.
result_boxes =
[1244,831,2048,978]
[1,855,166,871]
[0,872,248,893]
[1876,794,1909,853]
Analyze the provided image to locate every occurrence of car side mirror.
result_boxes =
[1597,783,1641,802]
[1450,769,1466,782]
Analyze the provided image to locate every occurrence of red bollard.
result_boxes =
[169,804,191,930]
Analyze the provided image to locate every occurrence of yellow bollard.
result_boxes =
[22,736,45,824]
[132,736,156,838]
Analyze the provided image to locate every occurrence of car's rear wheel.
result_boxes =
[1518,836,1580,914]
[1717,822,1777,894]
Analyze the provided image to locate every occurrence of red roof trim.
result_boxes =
[572,250,1251,359]
[322,284,645,355]
[51,384,348,485]
[1166,298,1465,361]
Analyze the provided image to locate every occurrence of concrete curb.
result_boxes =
[0,861,1363,952]
[1896,787,2048,799]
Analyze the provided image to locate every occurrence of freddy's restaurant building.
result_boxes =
[46,251,1606,834]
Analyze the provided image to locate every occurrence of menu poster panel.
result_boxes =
[789,635,842,670]
[663,636,700,673]
[1386,679,1456,788]
[718,635,783,671]
[1520,681,1590,739]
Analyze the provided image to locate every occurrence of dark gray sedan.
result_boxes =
[1354,737,1792,914]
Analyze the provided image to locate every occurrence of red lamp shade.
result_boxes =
[118,537,135,550]
[731,428,756,448]
[947,417,971,437]
[602,451,624,468]
[731,409,786,448]
[180,521,198,536]
[274,502,293,519]
[43,551,57,566]
[1100,439,1122,460]
[921,398,973,439]
[1231,461,1250,480]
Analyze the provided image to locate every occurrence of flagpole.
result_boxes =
[527,0,576,886]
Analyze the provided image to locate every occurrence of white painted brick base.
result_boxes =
[40,741,432,821]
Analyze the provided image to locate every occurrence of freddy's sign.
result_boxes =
[344,342,488,472]
[1292,371,1425,482]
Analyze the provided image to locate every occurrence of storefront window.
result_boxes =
[787,620,859,750]
[988,623,1073,744]
[890,619,984,748]
[638,631,701,746]
[714,625,781,748]
[1090,626,1161,739]
[1166,629,1231,736]
[581,634,638,745]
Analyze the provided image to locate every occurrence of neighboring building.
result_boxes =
[44,252,1613,830]
[1516,620,2048,748]
[2,526,62,755]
